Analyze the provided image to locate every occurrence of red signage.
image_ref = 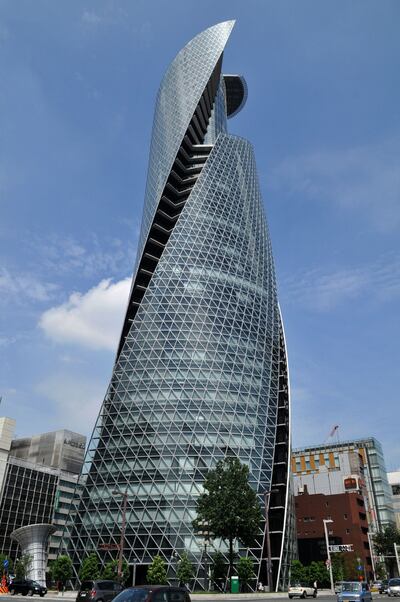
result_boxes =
[99,543,120,550]
[344,477,357,490]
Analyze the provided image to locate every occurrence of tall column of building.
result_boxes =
[66,21,294,591]
[0,417,16,495]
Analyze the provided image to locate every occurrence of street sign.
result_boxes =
[3,560,8,568]
[99,543,120,550]
[329,544,354,553]
[357,565,363,571]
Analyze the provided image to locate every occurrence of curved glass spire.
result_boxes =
[135,20,235,270]
[66,21,294,591]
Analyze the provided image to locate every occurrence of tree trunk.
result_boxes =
[229,537,234,579]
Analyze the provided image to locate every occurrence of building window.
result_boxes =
[344,513,348,519]
[346,529,350,534]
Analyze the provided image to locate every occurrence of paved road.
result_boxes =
[0,595,390,602]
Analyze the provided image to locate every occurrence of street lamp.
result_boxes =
[394,543,400,577]
[323,519,334,594]
[196,520,212,591]
[112,488,128,581]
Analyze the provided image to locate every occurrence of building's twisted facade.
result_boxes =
[67,21,294,590]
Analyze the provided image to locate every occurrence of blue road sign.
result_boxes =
[357,565,363,571]
[3,559,9,568]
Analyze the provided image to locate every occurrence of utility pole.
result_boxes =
[367,531,376,581]
[112,488,128,581]
[323,519,334,594]
[395,543,400,577]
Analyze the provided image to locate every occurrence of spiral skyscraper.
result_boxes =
[67,21,295,590]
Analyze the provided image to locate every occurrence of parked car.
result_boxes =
[288,583,316,598]
[112,587,191,602]
[76,580,124,602]
[9,579,47,597]
[387,578,400,597]
[379,580,389,594]
[371,582,382,593]
[336,581,371,602]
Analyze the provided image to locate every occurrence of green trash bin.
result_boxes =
[231,576,239,593]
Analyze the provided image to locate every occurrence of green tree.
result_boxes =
[176,552,194,586]
[237,557,255,592]
[15,555,32,579]
[290,560,307,584]
[146,555,168,585]
[193,458,262,576]
[211,552,227,591]
[375,561,387,580]
[307,561,328,588]
[79,554,100,582]
[373,526,400,576]
[50,556,73,588]
[101,559,130,584]
[331,553,346,583]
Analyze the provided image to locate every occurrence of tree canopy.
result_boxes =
[50,556,73,586]
[290,560,330,587]
[102,559,130,584]
[146,556,168,585]
[15,555,32,579]
[176,552,194,586]
[79,554,100,582]
[193,457,262,574]
[211,552,227,590]
[373,526,400,576]
[237,557,255,591]
[373,525,400,556]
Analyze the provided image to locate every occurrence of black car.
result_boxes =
[112,586,191,602]
[379,580,389,594]
[76,580,124,602]
[9,579,47,597]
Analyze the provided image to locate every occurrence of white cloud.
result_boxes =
[81,10,102,26]
[28,232,137,280]
[281,254,400,311]
[39,278,130,351]
[267,137,400,231]
[0,267,58,304]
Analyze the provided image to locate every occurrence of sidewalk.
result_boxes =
[54,589,335,600]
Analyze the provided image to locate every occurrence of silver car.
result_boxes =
[388,579,400,597]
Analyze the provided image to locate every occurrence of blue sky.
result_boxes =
[1,1,399,469]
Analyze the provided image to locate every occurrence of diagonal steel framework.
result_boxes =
[64,21,295,591]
